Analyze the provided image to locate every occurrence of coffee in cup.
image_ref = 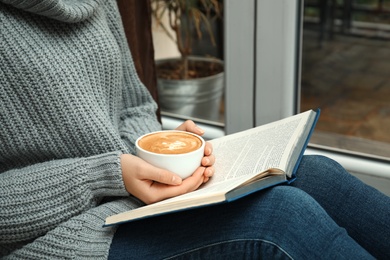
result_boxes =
[136,130,205,179]
[137,131,203,154]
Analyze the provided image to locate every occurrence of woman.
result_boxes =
[1,1,389,259]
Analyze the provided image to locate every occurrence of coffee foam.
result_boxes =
[138,132,202,154]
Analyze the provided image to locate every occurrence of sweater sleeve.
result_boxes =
[2,197,144,259]
[118,58,163,154]
[0,151,129,248]
[105,2,163,154]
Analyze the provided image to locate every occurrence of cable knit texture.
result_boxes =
[0,0,162,258]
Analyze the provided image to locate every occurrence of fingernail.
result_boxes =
[203,158,210,165]
[172,176,182,185]
[207,168,214,177]
[195,126,205,134]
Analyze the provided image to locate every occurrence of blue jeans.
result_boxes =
[109,155,390,259]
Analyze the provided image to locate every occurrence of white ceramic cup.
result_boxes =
[135,130,205,179]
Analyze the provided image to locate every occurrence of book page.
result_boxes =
[208,110,314,182]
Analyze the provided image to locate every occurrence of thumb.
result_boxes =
[147,167,183,186]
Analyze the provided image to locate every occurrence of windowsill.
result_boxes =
[310,132,390,162]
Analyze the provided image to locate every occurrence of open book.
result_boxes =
[104,109,320,226]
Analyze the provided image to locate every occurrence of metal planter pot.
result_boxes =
[156,56,224,121]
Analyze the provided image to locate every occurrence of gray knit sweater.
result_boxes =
[0,0,162,258]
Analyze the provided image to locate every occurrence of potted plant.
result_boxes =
[151,0,224,121]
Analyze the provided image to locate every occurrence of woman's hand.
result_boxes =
[121,120,215,204]
[175,120,215,183]
[121,153,206,204]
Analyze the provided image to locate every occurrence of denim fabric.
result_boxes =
[292,155,390,259]
[109,155,389,259]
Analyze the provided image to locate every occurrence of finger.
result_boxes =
[175,120,195,131]
[154,170,182,185]
[204,166,214,178]
[140,163,182,186]
[176,120,205,136]
[201,142,214,166]
[202,154,215,167]
[204,142,213,156]
[149,167,205,201]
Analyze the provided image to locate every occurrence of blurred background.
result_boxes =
[302,0,390,161]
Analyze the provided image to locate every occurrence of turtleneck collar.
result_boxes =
[0,0,101,22]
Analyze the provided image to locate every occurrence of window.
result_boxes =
[302,0,390,161]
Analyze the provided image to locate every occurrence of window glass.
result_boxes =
[301,0,390,161]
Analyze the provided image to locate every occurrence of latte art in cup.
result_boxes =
[138,132,202,154]
[135,130,205,179]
